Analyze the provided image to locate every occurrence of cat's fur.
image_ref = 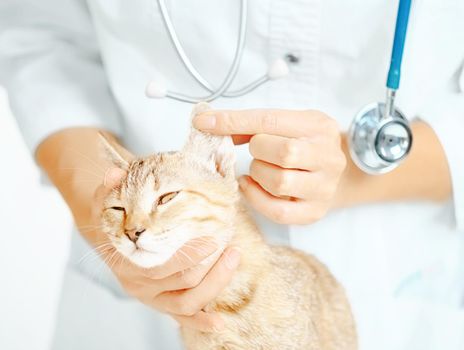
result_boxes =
[100,103,357,350]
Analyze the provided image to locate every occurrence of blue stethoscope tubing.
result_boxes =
[387,0,412,91]
[348,0,413,174]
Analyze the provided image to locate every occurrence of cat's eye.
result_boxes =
[157,191,179,206]
[109,206,125,211]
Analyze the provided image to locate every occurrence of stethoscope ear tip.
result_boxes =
[267,58,289,80]
[146,81,167,98]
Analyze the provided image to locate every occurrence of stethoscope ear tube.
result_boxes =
[148,0,289,103]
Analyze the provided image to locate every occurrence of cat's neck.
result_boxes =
[209,201,271,313]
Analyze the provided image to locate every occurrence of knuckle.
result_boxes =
[306,110,340,136]
[335,153,347,173]
[319,183,337,200]
[301,209,320,225]
[249,134,265,158]
[325,117,340,131]
[327,151,347,174]
[274,170,292,196]
[313,205,329,221]
[221,112,232,133]
[122,281,143,299]
[279,138,300,168]
[175,299,201,316]
[305,109,326,122]
[271,205,291,224]
[261,111,278,133]
[181,270,203,289]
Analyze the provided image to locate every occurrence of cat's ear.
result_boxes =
[184,102,235,178]
[98,132,133,171]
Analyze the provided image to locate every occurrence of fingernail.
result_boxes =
[238,176,249,190]
[193,115,216,130]
[225,248,241,270]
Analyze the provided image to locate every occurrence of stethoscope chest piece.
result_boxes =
[349,103,412,174]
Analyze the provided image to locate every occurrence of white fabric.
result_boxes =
[1,0,464,349]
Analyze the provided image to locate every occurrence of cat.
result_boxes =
[100,103,357,350]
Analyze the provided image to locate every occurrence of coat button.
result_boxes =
[285,53,300,64]
[459,59,464,93]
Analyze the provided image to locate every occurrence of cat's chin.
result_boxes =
[128,249,173,268]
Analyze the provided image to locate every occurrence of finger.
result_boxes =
[193,109,335,138]
[249,134,321,170]
[250,159,329,199]
[171,311,224,333]
[159,249,221,291]
[238,176,323,225]
[142,237,219,280]
[157,247,241,316]
[121,248,221,299]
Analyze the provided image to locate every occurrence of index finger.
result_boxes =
[193,109,327,138]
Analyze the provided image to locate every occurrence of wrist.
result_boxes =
[331,133,372,209]
[331,121,452,210]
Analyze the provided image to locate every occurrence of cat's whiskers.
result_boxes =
[181,241,216,257]
[77,246,115,305]
[116,253,126,273]
[77,244,116,271]
[76,242,110,260]
[94,249,118,284]
[108,251,122,274]
[175,248,196,266]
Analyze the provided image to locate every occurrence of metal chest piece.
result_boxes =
[349,103,412,174]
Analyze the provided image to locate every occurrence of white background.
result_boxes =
[0,86,71,350]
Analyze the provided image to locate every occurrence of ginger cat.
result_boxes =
[100,103,357,350]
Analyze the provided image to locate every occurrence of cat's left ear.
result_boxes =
[98,132,134,171]
[184,102,235,178]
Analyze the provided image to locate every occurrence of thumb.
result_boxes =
[92,167,127,217]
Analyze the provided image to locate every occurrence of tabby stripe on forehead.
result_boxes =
[184,190,230,208]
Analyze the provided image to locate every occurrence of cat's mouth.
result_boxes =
[126,228,188,268]
[134,226,180,253]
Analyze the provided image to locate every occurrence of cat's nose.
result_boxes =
[124,228,146,243]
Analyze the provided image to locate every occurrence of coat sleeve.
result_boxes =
[0,0,123,153]
[408,2,464,231]
[419,92,464,232]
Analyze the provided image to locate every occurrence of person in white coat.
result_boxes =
[1,0,464,349]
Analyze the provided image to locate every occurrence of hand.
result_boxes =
[88,168,241,332]
[193,109,346,225]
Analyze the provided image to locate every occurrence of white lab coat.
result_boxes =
[1,0,464,349]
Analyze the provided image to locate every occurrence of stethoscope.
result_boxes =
[146,0,413,175]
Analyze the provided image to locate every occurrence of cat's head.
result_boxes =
[100,103,239,268]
